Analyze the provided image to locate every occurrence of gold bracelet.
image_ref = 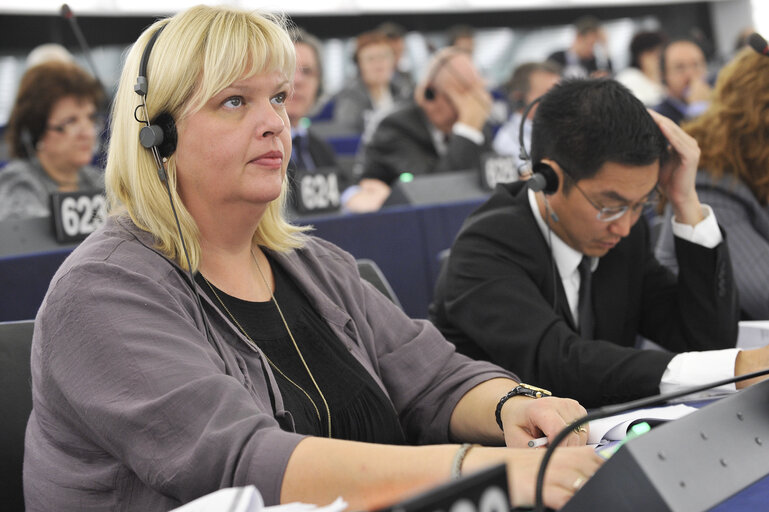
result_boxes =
[451,443,476,480]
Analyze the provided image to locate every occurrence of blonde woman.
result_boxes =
[24,6,600,511]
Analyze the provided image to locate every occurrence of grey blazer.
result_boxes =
[656,171,769,319]
[24,214,511,511]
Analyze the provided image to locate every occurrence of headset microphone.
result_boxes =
[748,32,769,57]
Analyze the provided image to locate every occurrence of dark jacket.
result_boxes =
[430,181,738,407]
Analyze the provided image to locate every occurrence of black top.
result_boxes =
[197,255,405,443]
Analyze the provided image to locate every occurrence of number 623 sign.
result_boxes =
[50,189,108,243]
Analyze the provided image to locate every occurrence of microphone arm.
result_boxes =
[60,3,103,86]
[533,366,769,512]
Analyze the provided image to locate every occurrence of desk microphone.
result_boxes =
[534,366,769,512]
[748,32,769,58]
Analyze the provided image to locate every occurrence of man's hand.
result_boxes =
[500,395,589,448]
[735,345,769,389]
[685,77,712,104]
[648,109,704,226]
[443,74,492,131]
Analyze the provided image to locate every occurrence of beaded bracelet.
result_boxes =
[451,443,476,479]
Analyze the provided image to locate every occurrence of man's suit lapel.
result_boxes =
[511,184,580,333]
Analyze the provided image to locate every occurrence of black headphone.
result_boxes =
[134,24,178,182]
[518,96,559,195]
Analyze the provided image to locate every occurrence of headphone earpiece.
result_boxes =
[528,162,559,195]
[424,86,436,101]
[150,111,177,158]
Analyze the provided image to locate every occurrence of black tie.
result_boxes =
[292,134,310,171]
[578,256,594,339]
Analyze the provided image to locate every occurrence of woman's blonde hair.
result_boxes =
[682,47,769,202]
[106,4,308,271]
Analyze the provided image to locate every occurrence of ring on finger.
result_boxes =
[572,426,587,435]
[573,477,585,490]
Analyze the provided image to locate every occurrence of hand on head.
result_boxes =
[648,109,703,225]
[441,70,492,130]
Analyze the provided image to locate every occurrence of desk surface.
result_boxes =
[0,197,486,321]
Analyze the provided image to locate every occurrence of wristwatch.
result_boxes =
[495,383,552,431]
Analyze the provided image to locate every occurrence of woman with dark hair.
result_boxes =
[0,61,104,221]
[332,30,412,134]
[656,47,769,319]
[615,30,667,106]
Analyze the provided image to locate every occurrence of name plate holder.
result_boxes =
[49,189,107,243]
[376,463,508,512]
[479,154,518,191]
[292,168,341,214]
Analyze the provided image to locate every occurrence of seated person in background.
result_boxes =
[25,43,74,67]
[286,28,349,211]
[378,21,415,94]
[447,24,475,54]
[23,6,602,511]
[656,47,769,320]
[332,30,412,134]
[654,39,712,125]
[547,16,612,78]
[344,47,493,212]
[0,61,104,221]
[431,78,769,408]
[492,61,561,169]
[614,30,667,107]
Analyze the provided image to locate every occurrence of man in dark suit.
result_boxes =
[431,79,769,407]
[344,47,493,212]
[286,29,347,214]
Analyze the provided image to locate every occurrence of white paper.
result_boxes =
[171,485,264,512]
[171,487,347,512]
[587,404,698,444]
[265,497,348,512]
[737,321,769,349]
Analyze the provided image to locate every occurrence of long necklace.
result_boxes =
[201,251,332,437]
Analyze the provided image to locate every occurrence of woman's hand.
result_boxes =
[500,395,590,448]
[463,445,604,510]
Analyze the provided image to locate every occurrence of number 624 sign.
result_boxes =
[50,189,108,243]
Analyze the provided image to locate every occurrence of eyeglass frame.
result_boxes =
[555,160,661,222]
[47,112,104,136]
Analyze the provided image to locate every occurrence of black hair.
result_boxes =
[629,31,667,69]
[530,78,667,192]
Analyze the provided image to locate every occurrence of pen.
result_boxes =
[528,436,548,448]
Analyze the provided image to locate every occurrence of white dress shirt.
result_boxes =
[527,188,740,395]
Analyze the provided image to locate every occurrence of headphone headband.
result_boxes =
[135,24,167,97]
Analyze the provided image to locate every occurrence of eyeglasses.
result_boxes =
[47,112,104,136]
[557,161,660,222]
